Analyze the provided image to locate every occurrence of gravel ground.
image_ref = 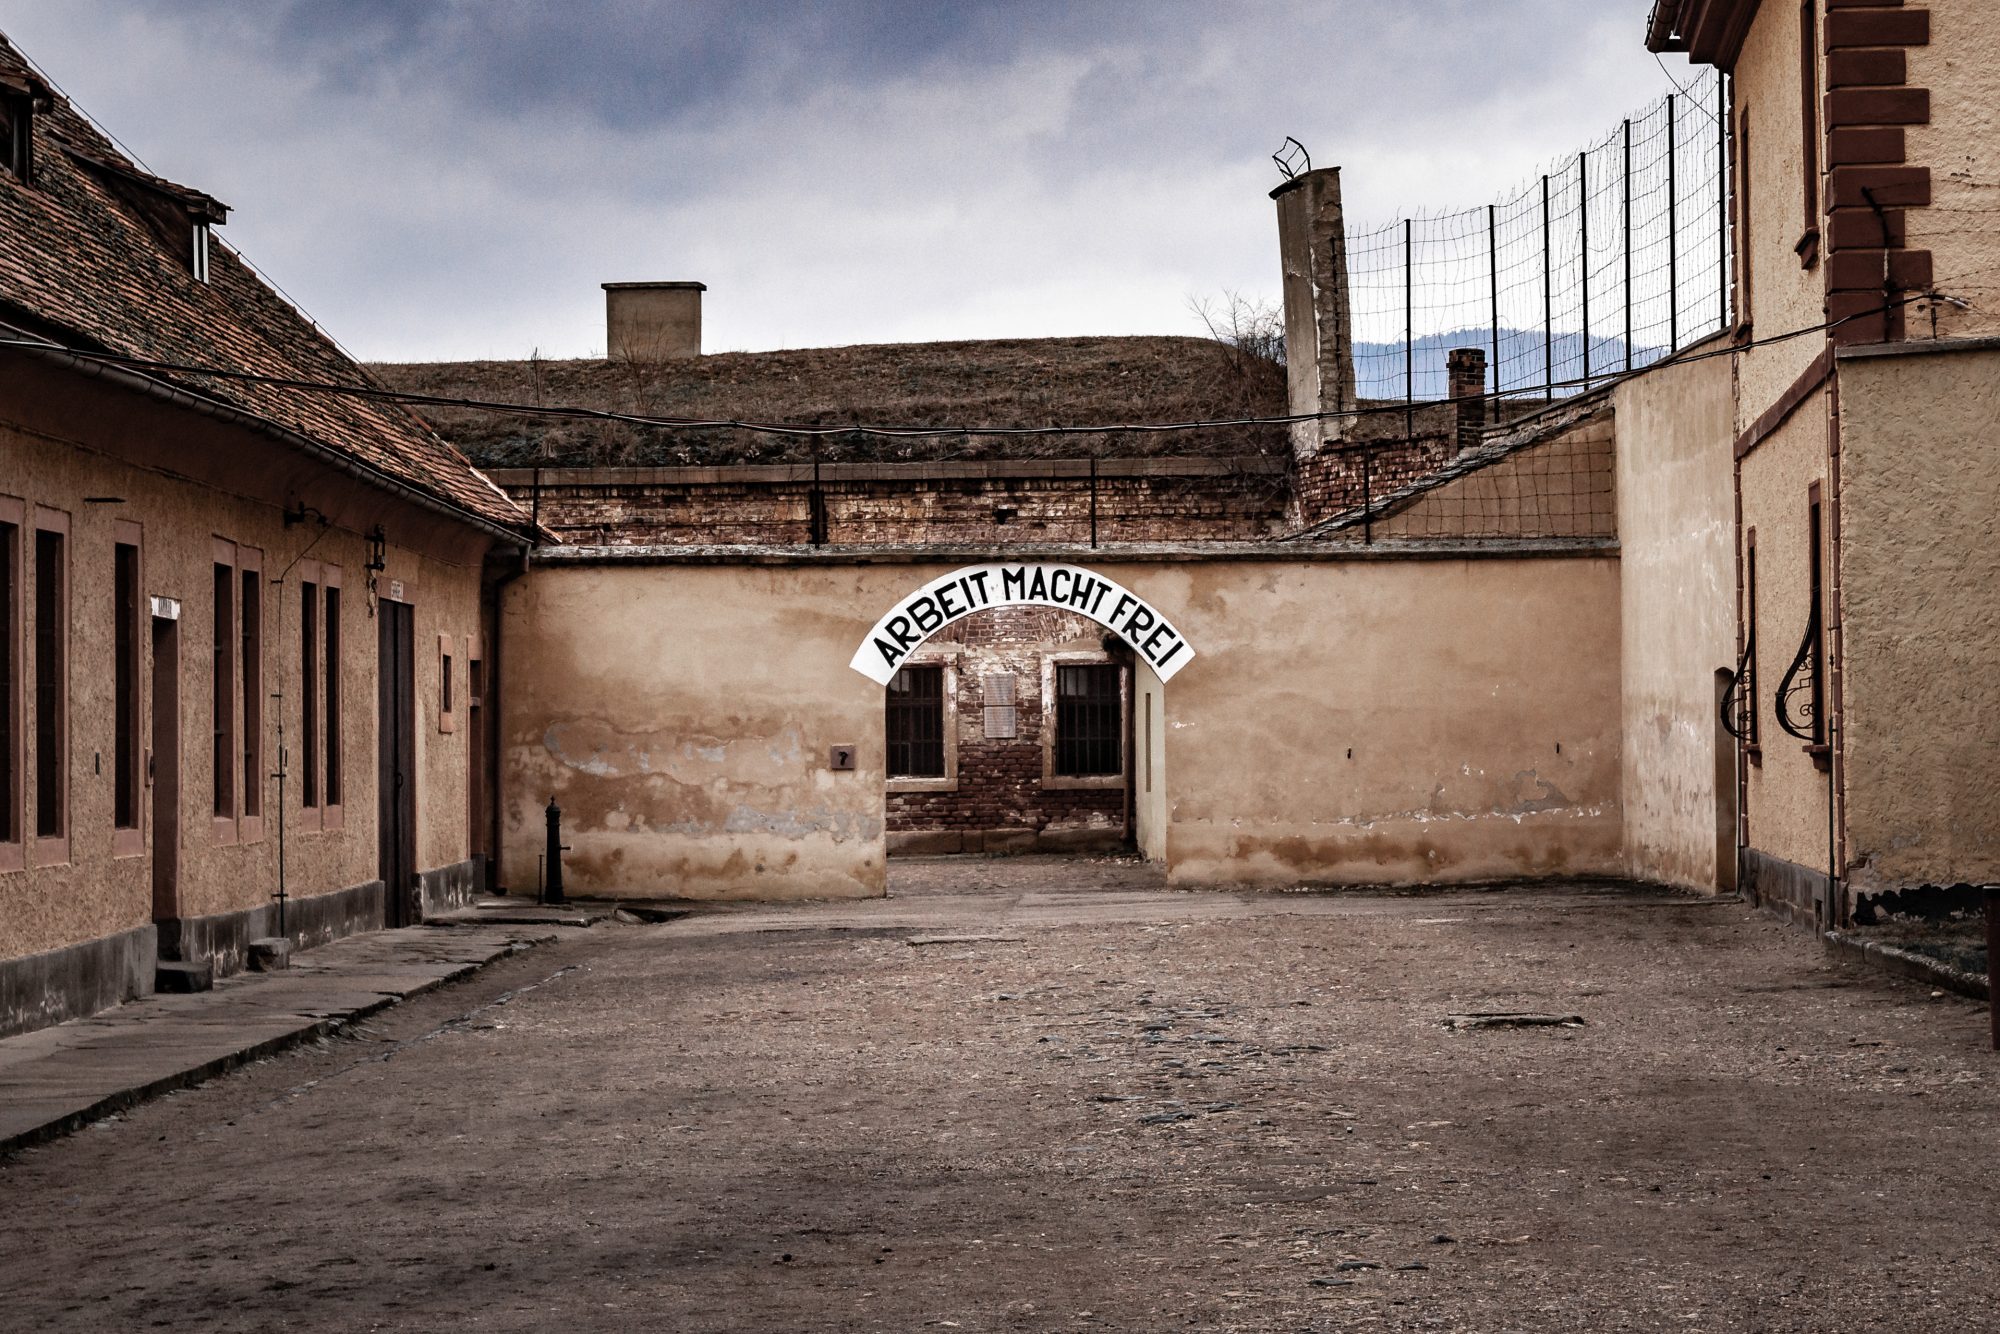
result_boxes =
[2,858,1996,1332]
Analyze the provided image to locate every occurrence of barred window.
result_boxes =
[886,664,945,779]
[1054,663,1121,778]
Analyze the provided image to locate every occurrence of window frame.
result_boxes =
[112,520,144,858]
[0,495,23,872]
[884,657,957,793]
[31,506,70,866]
[438,632,456,734]
[298,560,321,830]
[1041,652,1126,791]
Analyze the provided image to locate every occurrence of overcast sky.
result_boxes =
[1,2,1700,362]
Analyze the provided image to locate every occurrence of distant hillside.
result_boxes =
[1353,328,1667,400]
[373,336,1288,467]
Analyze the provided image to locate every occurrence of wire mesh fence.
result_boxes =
[1348,68,1730,403]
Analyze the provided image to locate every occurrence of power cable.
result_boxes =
[0,292,1944,447]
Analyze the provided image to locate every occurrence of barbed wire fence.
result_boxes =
[1347,67,1730,405]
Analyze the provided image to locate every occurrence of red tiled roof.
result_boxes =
[0,32,530,534]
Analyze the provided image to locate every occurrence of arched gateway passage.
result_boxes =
[848,562,1196,684]
[852,562,1188,863]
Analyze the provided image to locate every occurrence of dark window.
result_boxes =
[0,94,30,182]
[1807,489,1826,745]
[1054,663,1121,778]
[301,579,318,809]
[1735,114,1755,325]
[886,665,945,779]
[1744,529,1761,750]
[240,565,261,819]
[0,514,17,847]
[114,542,140,829]
[211,561,234,819]
[34,528,65,839]
[1798,0,1821,258]
[323,582,341,806]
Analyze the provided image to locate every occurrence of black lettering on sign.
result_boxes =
[1107,593,1137,631]
[1048,567,1072,603]
[1124,605,1156,640]
[935,582,963,619]
[874,637,906,669]
[966,569,993,605]
[1027,566,1049,601]
[1001,566,1027,600]
[1139,622,1175,660]
[1068,575,1097,610]
[888,615,919,649]
[1154,638,1187,668]
[1089,582,1111,616]
[910,595,943,633]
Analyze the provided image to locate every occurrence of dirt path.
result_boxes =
[2,862,1995,1331]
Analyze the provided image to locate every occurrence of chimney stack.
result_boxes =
[1447,346,1488,452]
[1271,167,1357,459]
[603,281,705,361]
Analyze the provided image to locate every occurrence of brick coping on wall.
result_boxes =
[527,537,1620,566]
[487,456,1289,488]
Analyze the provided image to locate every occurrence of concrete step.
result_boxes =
[154,960,213,993]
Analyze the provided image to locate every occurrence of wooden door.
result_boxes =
[376,600,417,927]
[149,615,180,926]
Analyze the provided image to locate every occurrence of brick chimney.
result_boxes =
[603,281,705,361]
[1271,167,1357,459]
[1447,347,1488,453]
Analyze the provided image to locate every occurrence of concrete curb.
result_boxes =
[0,926,556,1156]
[1824,930,1989,1002]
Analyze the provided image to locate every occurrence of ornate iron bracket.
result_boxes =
[1775,606,1821,743]
[1720,634,1756,742]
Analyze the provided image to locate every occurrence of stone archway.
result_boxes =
[853,563,1187,863]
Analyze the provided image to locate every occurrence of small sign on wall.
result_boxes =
[829,744,857,771]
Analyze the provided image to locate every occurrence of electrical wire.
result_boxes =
[0,293,1943,448]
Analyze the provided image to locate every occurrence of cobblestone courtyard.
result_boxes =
[3,859,1996,1332]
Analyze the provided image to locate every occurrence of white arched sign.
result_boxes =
[850,562,1196,685]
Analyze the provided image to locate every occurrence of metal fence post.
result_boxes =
[1667,92,1680,351]
[1404,218,1415,441]
[1542,173,1554,399]
[1362,447,1373,545]
[1578,151,1591,387]
[1623,118,1634,372]
[1718,69,1731,329]
[1488,204,1501,395]
[1089,455,1099,549]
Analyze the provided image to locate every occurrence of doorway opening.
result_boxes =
[883,604,1164,860]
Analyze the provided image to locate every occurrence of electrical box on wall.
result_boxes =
[829,745,856,771]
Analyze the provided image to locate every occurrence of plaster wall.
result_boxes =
[1733,0,1831,424]
[1736,403,1833,876]
[500,551,1624,899]
[0,413,487,964]
[1152,557,1623,886]
[1612,348,1738,891]
[1907,0,2000,340]
[1834,344,2000,893]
